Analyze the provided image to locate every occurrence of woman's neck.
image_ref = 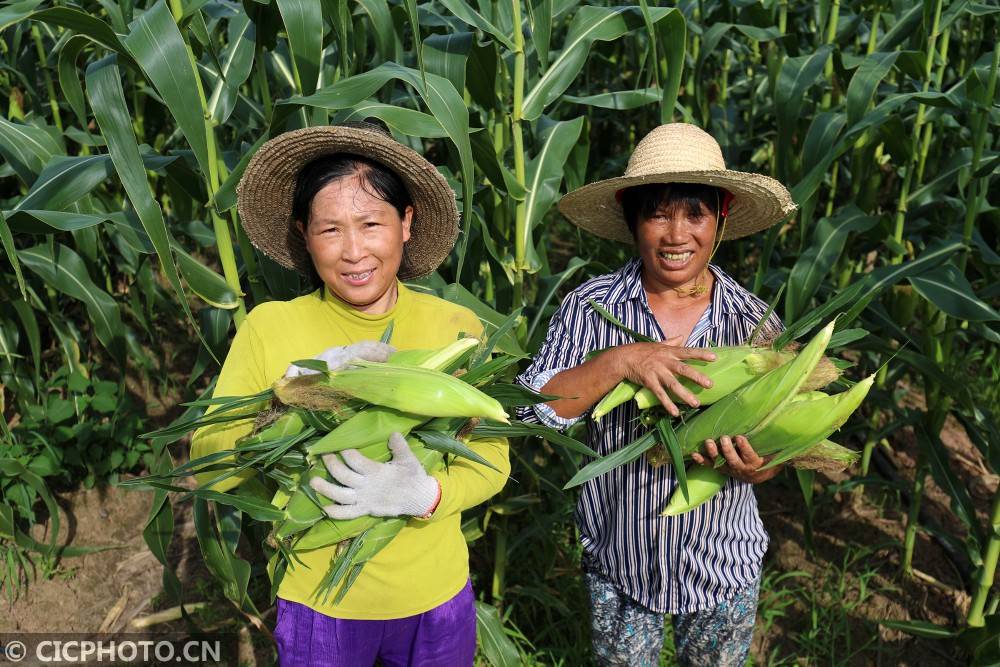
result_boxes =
[328,280,399,315]
[641,265,714,310]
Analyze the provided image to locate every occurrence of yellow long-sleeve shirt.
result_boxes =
[190,282,510,619]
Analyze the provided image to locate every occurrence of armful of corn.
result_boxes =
[581,321,875,515]
[127,334,589,603]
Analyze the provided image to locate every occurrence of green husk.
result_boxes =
[676,322,835,455]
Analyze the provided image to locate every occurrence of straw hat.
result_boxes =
[558,123,796,243]
[237,123,459,280]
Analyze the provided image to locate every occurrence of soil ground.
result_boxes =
[2,409,991,666]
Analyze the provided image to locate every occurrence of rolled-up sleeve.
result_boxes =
[514,293,592,427]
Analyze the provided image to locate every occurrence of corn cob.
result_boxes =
[274,361,509,422]
[661,464,728,516]
[675,321,835,455]
[387,337,479,369]
[592,381,640,419]
[306,407,425,455]
[662,375,870,518]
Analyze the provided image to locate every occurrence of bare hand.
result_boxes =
[615,343,717,416]
[690,435,782,484]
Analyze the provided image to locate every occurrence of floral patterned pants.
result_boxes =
[583,564,759,667]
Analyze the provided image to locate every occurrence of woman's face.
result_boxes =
[297,174,412,313]
[634,197,717,291]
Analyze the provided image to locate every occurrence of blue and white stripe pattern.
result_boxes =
[515,257,783,614]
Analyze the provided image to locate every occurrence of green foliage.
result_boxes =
[0,0,998,660]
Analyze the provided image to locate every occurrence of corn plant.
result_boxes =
[1,0,998,661]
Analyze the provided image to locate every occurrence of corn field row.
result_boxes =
[0,0,998,662]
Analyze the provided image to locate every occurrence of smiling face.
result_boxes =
[297,174,413,314]
[625,184,719,292]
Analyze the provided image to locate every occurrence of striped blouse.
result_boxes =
[515,257,783,614]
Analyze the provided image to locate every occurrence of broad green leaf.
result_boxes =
[775,46,832,180]
[193,498,253,610]
[530,0,553,67]
[841,237,967,325]
[18,243,124,361]
[469,131,527,199]
[422,32,473,96]
[356,0,399,63]
[174,245,240,309]
[276,0,322,95]
[25,6,132,62]
[846,52,899,125]
[123,1,211,177]
[659,8,686,123]
[86,56,201,353]
[15,154,174,212]
[437,0,517,51]
[207,11,255,124]
[342,102,447,138]
[879,619,957,639]
[142,485,182,604]
[0,458,60,556]
[563,88,660,109]
[799,111,846,178]
[876,3,924,51]
[0,0,43,29]
[0,211,25,298]
[57,35,90,126]
[523,6,676,121]
[0,117,62,183]
[786,207,877,322]
[213,135,269,213]
[6,209,115,234]
[475,601,521,667]
[910,264,1000,322]
[564,430,658,489]
[521,117,585,271]
[10,299,40,376]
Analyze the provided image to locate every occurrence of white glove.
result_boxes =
[309,432,441,520]
[284,340,395,378]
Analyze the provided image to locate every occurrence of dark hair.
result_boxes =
[291,153,413,226]
[620,183,721,236]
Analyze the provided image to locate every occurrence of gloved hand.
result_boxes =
[309,432,441,520]
[284,340,395,378]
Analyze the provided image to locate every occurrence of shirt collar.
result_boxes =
[605,258,743,325]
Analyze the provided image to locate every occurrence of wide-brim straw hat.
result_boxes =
[558,123,796,243]
[237,124,459,280]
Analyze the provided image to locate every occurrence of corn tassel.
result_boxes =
[676,322,834,455]
[274,362,509,422]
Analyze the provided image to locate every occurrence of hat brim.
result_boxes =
[557,170,796,244]
[237,126,459,280]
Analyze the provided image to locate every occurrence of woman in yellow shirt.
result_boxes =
[191,122,510,666]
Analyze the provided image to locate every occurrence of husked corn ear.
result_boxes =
[275,362,509,422]
[676,322,834,455]
[632,348,842,410]
[748,374,875,461]
[661,464,727,516]
[592,381,640,419]
[388,337,479,369]
[633,347,762,410]
[307,407,424,455]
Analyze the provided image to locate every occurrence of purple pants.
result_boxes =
[273,581,476,666]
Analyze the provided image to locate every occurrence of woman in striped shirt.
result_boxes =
[516,124,797,666]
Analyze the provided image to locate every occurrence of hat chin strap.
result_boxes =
[671,189,730,298]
